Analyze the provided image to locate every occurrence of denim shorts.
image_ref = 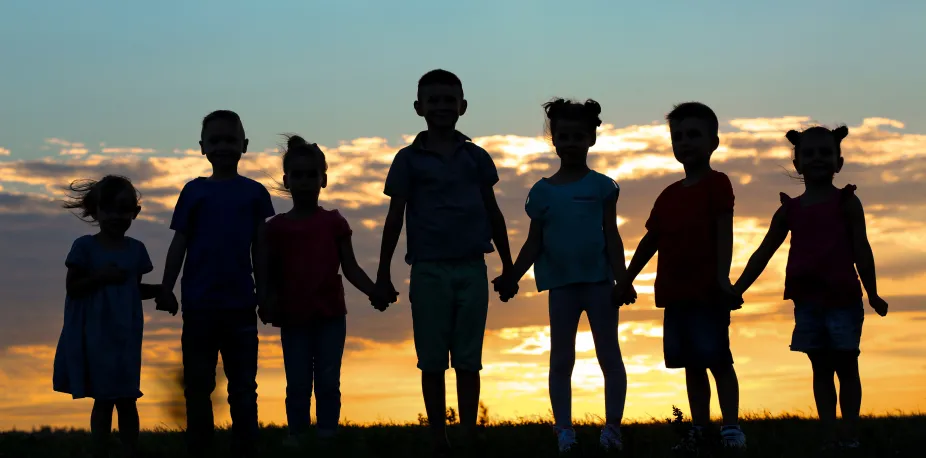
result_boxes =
[790,300,864,354]
[663,304,733,369]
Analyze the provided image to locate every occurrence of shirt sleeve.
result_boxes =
[601,175,619,202]
[524,183,548,222]
[169,182,195,235]
[710,172,735,216]
[65,237,90,269]
[473,146,500,187]
[255,183,276,222]
[383,149,411,197]
[331,211,354,240]
[644,196,661,233]
[136,241,154,275]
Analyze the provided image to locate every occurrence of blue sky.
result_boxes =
[1,0,925,160]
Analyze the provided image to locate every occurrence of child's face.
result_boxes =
[415,84,467,129]
[97,189,140,236]
[552,119,595,167]
[793,132,843,182]
[200,119,248,168]
[283,155,326,198]
[669,118,718,167]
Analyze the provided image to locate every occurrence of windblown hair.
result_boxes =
[62,175,139,224]
[271,134,327,195]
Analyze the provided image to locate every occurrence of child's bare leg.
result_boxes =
[808,351,838,442]
[90,400,115,458]
[115,398,140,457]
[711,364,740,426]
[833,351,862,441]
[685,368,712,427]
[455,370,480,436]
[422,371,448,444]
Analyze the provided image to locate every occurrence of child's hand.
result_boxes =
[613,281,637,307]
[869,295,889,317]
[155,288,179,316]
[375,277,399,305]
[97,264,128,284]
[719,278,744,310]
[491,274,518,302]
[257,294,278,325]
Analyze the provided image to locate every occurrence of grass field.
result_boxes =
[1,410,923,458]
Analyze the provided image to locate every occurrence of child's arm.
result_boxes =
[603,191,627,280]
[252,222,269,306]
[66,267,124,298]
[139,280,160,300]
[716,211,735,286]
[733,206,788,294]
[844,195,887,315]
[624,231,659,285]
[376,196,405,298]
[340,235,379,300]
[482,186,514,272]
[508,219,543,284]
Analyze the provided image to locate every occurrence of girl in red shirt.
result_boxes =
[260,135,391,444]
[735,126,888,451]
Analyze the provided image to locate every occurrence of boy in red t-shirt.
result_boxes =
[259,135,392,445]
[618,102,746,451]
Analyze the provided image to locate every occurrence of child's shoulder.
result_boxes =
[69,234,96,250]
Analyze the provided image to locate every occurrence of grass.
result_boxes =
[2,409,924,457]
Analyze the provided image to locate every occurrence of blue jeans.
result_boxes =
[548,282,627,428]
[181,309,259,455]
[281,316,347,435]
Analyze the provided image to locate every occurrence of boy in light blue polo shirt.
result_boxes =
[376,69,514,455]
[496,98,632,454]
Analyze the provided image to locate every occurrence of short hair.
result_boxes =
[62,175,140,224]
[786,125,849,160]
[201,110,245,137]
[543,98,603,139]
[417,69,463,94]
[666,102,719,137]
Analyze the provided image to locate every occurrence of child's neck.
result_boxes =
[210,166,239,181]
[682,162,712,186]
[803,179,837,197]
[288,197,319,218]
[95,231,126,248]
[425,126,457,151]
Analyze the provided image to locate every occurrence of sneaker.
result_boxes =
[720,425,746,449]
[671,426,704,453]
[599,423,623,451]
[555,427,577,453]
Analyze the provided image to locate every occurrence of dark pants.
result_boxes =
[281,316,347,435]
[182,309,259,455]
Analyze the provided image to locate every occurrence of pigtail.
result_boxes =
[785,130,802,146]
[832,125,849,142]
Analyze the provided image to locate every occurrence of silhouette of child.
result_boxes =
[260,135,391,445]
[156,110,275,458]
[734,126,888,451]
[618,102,746,451]
[494,98,631,453]
[376,69,514,455]
[53,175,161,458]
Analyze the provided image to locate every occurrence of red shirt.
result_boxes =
[266,208,352,327]
[782,185,862,307]
[645,170,734,308]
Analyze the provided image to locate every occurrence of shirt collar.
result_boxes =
[410,130,472,153]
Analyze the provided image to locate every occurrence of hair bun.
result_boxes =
[832,125,849,142]
[785,130,802,146]
[583,99,602,117]
[287,135,307,149]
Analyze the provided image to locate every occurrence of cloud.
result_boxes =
[44,138,88,156]
[0,147,9,156]
[100,147,157,154]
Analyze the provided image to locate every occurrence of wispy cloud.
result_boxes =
[45,138,89,156]
[100,147,157,154]
[0,147,9,156]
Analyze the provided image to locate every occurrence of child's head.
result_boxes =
[415,69,466,129]
[200,110,248,169]
[62,175,141,235]
[281,134,327,199]
[787,125,848,183]
[666,102,720,167]
[543,98,602,167]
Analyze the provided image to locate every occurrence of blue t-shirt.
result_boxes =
[384,131,499,264]
[170,176,275,311]
[525,171,619,292]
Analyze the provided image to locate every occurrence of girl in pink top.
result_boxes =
[734,126,888,451]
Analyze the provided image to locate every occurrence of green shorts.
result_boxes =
[409,259,489,372]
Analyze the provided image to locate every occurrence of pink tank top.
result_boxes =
[782,185,863,307]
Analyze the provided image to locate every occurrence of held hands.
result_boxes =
[613,277,637,307]
[371,274,399,312]
[155,286,179,316]
[869,294,888,317]
[491,270,519,302]
[257,293,278,325]
[719,277,744,310]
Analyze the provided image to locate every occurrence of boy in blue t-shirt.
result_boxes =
[157,110,275,458]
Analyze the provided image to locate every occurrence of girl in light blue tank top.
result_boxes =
[52,175,162,458]
[495,98,634,453]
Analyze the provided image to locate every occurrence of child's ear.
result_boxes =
[459,99,468,117]
[282,174,290,190]
[199,140,205,155]
[133,206,141,220]
[321,173,328,189]
[710,134,720,152]
[413,100,424,117]
[242,138,249,154]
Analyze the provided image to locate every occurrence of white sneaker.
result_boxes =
[599,423,623,451]
[721,425,747,449]
[555,427,577,453]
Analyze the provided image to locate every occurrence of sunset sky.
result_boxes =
[1,1,925,431]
